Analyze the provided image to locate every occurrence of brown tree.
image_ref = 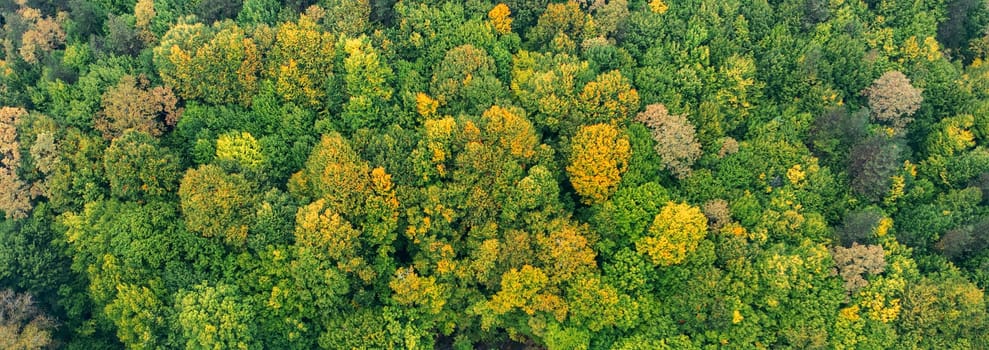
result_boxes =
[862,71,923,133]
[831,243,885,294]
[96,75,182,139]
[0,290,55,350]
[0,107,32,219]
[634,103,702,179]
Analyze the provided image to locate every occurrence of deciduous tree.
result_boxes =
[635,202,707,266]
[634,103,702,179]
[567,123,631,204]
[862,71,923,133]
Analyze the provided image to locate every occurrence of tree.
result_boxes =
[215,131,264,172]
[266,13,336,107]
[635,202,707,266]
[0,289,55,350]
[289,132,371,214]
[15,6,66,64]
[154,21,261,105]
[322,0,372,36]
[848,135,904,202]
[831,243,885,294]
[96,75,181,140]
[634,103,702,179]
[526,1,592,52]
[0,107,32,219]
[341,36,394,131]
[862,71,923,133]
[489,3,513,35]
[178,164,255,247]
[430,44,505,115]
[567,123,631,204]
[177,282,257,350]
[576,70,640,128]
[103,130,181,200]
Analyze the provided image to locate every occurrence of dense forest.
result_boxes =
[2,0,989,348]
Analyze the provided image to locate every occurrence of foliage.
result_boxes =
[567,123,631,204]
[3,1,989,348]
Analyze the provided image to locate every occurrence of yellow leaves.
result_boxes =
[732,309,744,324]
[860,290,901,323]
[537,221,597,284]
[370,167,393,193]
[293,199,359,259]
[390,267,447,314]
[636,202,708,266]
[578,70,640,125]
[481,105,538,161]
[422,117,458,178]
[488,3,513,35]
[786,164,806,186]
[566,123,631,204]
[216,131,264,171]
[489,265,560,318]
[875,217,893,238]
[134,0,155,28]
[649,0,669,14]
[840,305,861,322]
[415,92,439,118]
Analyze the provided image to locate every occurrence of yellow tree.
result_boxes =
[536,219,597,285]
[566,123,631,204]
[216,131,265,171]
[488,3,513,35]
[266,13,336,107]
[636,202,708,266]
[576,70,640,128]
[480,105,539,162]
[154,21,261,105]
[288,132,371,215]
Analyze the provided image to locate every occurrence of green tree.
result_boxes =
[177,282,258,350]
[178,164,256,247]
[103,130,181,200]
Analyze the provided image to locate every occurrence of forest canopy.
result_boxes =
[3,0,989,348]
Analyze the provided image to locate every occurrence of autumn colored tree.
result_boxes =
[15,6,67,64]
[862,71,923,133]
[178,164,256,247]
[576,70,640,128]
[567,123,631,204]
[489,3,513,35]
[0,289,55,350]
[289,132,371,214]
[96,75,182,139]
[266,13,336,107]
[634,103,702,179]
[154,21,261,105]
[0,107,31,219]
[635,201,708,266]
[831,243,885,294]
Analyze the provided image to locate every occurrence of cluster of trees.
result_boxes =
[2,0,989,348]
